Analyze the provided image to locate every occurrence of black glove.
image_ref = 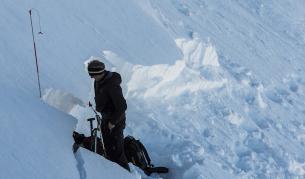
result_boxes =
[73,131,85,144]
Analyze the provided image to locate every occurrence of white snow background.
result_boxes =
[1,0,305,179]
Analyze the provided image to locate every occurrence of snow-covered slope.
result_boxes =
[1,0,305,178]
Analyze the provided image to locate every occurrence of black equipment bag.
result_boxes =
[124,136,169,176]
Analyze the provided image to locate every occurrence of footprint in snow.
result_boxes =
[223,61,259,87]
[176,3,191,16]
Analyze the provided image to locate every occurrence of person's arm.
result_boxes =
[95,93,104,113]
[107,84,127,125]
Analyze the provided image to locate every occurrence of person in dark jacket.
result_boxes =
[87,60,130,171]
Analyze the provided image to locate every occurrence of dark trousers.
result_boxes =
[102,125,130,171]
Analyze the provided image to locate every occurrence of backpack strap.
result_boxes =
[144,166,169,176]
[137,140,151,166]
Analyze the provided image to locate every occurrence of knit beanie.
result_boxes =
[87,60,105,76]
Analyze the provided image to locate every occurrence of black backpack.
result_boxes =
[124,136,169,176]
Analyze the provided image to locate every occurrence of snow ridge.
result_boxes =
[2,0,305,179]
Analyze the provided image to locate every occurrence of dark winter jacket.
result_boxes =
[94,71,127,128]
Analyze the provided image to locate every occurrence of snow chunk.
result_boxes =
[43,88,85,114]
[228,112,245,126]
[289,160,305,176]
[175,37,220,69]
[203,43,220,67]
[126,59,226,99]
[257,85,267,109]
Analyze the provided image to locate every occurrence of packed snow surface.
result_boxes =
[1,0,305,179]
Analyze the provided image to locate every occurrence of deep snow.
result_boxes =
[1,0,305,179]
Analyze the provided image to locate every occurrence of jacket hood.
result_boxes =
[109,72,122,85]
[95,71,122,86]
[103,71,122,85]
